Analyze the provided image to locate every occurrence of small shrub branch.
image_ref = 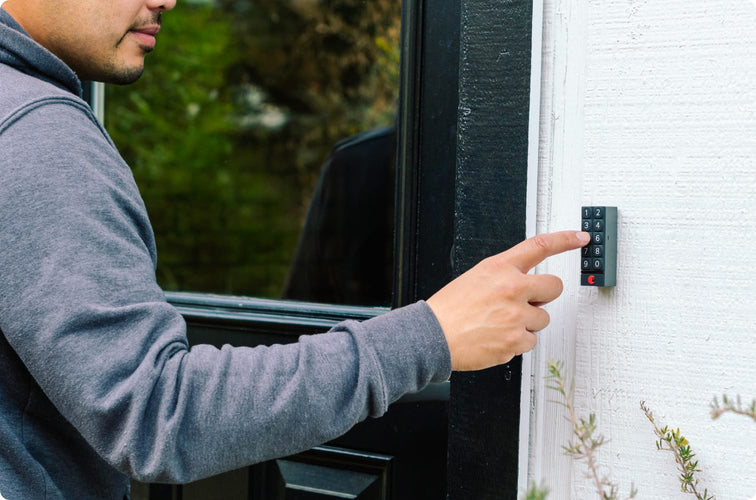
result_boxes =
[640,401,714,500]
[547,361,637,500]
[710,395,756,423]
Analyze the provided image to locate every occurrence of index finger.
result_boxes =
[505,231,590,273]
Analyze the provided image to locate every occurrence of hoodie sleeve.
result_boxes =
[0,100,452,483]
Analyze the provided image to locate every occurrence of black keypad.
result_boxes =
[581,206,617,287]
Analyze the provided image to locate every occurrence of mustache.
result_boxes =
[129,13,162,32]
[116,13,163,47]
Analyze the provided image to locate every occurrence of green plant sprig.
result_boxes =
[523,481,550,500]
[710,395,756,423]
[640,401,715,500]
[547,361,637,500]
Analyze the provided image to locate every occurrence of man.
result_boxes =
[0,0,590,498]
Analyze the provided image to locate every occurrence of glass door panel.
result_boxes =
[105,0,401,305]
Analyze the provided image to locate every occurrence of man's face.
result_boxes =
[4,0,176,84]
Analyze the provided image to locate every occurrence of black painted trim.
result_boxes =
[393,0,423,308]
[166,291,385,332]
[447,1,534,498]
[165,291,387,350]
[394,0,461,307]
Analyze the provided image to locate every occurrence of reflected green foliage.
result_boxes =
[105,0,400,297]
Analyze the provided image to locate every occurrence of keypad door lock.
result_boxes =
[580,206,617,287]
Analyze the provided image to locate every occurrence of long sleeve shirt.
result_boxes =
[0,9,451,499]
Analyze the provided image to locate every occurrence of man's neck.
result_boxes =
[1,1,50,55]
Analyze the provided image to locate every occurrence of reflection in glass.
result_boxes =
[105,0,400,305]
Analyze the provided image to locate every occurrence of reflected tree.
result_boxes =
[105,0,400,297]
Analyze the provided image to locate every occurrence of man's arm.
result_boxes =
[0,102,450,483]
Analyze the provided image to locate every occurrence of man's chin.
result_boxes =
[83,60,145,85]
[105,66,145,85]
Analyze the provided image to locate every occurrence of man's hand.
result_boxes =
[427,230,590,371]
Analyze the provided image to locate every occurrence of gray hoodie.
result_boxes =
[0,9,451,499]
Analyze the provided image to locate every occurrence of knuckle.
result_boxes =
[479,254,500,271]
[480,257,522,287]
[499,277,526,300]
[483,253,512,273]
[531,235,550,251]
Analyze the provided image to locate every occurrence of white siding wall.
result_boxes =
[524,1,756,498]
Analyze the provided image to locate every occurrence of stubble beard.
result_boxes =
[103,62,147,85]
[106,13,161,85]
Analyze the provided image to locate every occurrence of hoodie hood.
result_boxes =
[0,7,82,97]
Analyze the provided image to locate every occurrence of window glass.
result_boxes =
[105,0,400,305]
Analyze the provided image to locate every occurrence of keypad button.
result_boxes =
[582,246,591,257]
[592,258,604,271]
[592,232,604,245]
[581,274,605,286]
[592,245,604,257]
[582,219,592,231]
[582,207,592,219]
[593,207,605,219]
[592,219,604,232]
[582,259,591,271]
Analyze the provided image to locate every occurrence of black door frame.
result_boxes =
[446,0,536,497]
[397,0,536,497]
